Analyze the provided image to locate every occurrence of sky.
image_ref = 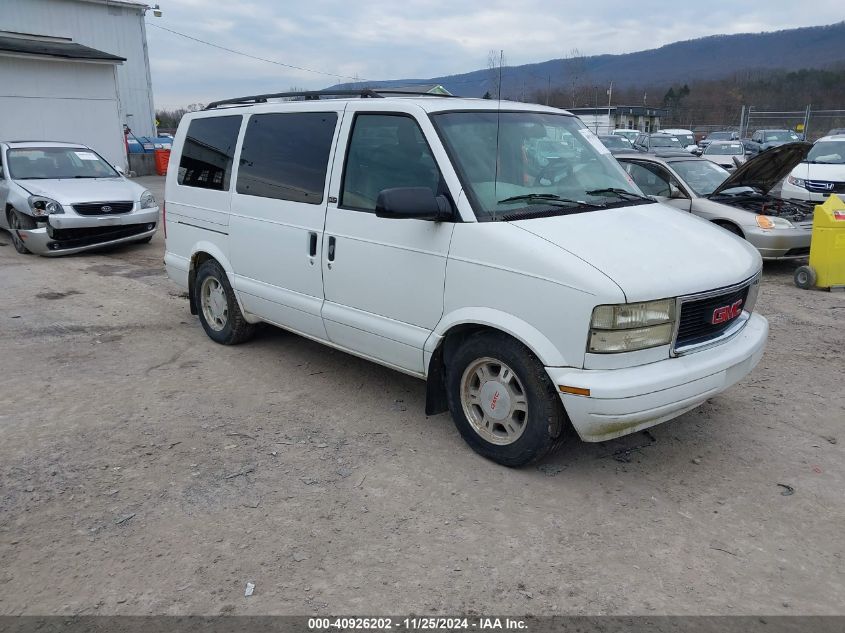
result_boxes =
[145,0,845,110]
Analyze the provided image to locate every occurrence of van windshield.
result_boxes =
[432,111,645,220]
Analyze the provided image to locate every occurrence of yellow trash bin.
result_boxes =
[794,194,845,290]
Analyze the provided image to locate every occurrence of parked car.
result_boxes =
[597,134,632,154]
[126,135,174,153]
[0,141,159,255]
[660,128,697,153]
[611,129,639,143]
[826,128,845,136]
[164,91,767,467]
[631,132,689,155]
[741,139,762,156]
[616,142,813,260]
[781,133,845,202]
[702,140,748,170]
[698,130,739,151]
[749,129,800,152]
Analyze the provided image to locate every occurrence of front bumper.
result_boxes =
[546,313,768,442]
[17,207,159,256]
[743,225,812,259]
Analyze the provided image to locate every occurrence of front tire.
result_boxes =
[446,332,568,466]
[8,210,34,255]
[193,259,255,345]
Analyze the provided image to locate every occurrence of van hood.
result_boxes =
[512,203,761,302]
[789,161,845,180]
[711,142,810,196]
[14,177,144,204]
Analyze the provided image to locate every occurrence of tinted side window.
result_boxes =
[341,114,442,212]
[178,115,242,191]
[236,112,337,204]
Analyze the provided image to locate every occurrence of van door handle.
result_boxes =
[308,232,318,257]
[327,236,336,262]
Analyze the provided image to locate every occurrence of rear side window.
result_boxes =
[236,112,337,204]
[178,115,242,191]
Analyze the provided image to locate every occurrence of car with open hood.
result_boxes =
[617,142,813,259]
[780,134,845,203]
[0,141,159,255]
[164,90,767,467]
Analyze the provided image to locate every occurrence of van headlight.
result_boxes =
[140,190,157,209]
[588,299,676,353]
[28,196,64,216]
[787,175,806,189]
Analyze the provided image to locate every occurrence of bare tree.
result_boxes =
[563,48,590,108]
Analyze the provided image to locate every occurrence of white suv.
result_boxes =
[164,90,768,466]
[781,134,845,202]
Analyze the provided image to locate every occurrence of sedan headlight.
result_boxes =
[787,175,806,188]
[756,215,793,229]
[28,196,64,216]
[140,190,157,209]
[588,299,676,353]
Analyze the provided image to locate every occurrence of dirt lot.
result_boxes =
[1,175,843,616]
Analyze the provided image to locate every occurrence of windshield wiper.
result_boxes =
[497,193,604,208]
[586,188,653,202]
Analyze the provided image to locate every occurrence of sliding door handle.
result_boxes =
[327,236,336,262]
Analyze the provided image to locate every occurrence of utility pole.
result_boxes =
[546,75,551,106]
[607,81,613,134]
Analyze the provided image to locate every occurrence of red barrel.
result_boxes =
[154,148,171,176]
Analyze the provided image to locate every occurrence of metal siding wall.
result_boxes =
[0,0,156,137]
[0,56,126,169]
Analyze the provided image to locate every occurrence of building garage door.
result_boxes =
[0,54,125,169]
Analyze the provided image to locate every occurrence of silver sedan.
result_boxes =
[616,143,813,260]
[0,141,159,256]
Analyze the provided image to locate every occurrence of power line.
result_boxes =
[146,22,369,82]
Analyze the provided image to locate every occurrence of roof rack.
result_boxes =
[205,89,383,110]
[204,88,459,110]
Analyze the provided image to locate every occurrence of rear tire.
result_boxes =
[446,331,569,467]
[193,259,255,345]
[794,265,817,290]
[8,210,34,255]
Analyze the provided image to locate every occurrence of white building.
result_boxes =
[0,0,156,169]
[568,106,668,135]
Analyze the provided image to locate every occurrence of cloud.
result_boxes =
[147,0,845,108]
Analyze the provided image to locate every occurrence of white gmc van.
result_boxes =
[164,90,768,467]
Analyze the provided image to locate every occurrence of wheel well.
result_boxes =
[425,324,531,416]
[187,251,215,315]
[713,220,744,238]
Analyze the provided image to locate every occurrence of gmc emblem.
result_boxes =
[711,299,743,325]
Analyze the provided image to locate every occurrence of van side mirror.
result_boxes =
[375,187,454,221]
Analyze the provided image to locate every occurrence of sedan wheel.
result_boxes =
[9,211,32,255]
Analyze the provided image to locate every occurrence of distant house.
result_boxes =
[375,84,452,96]
[567,106,668,135]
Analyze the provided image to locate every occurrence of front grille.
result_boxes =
[73,201,134,216]
[46,223,153,250]
[675,284,750,349]
[806,180,845,194]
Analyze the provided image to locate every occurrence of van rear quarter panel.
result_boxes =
[441,222,625,368]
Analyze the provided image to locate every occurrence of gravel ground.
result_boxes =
[0,176,843,616]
